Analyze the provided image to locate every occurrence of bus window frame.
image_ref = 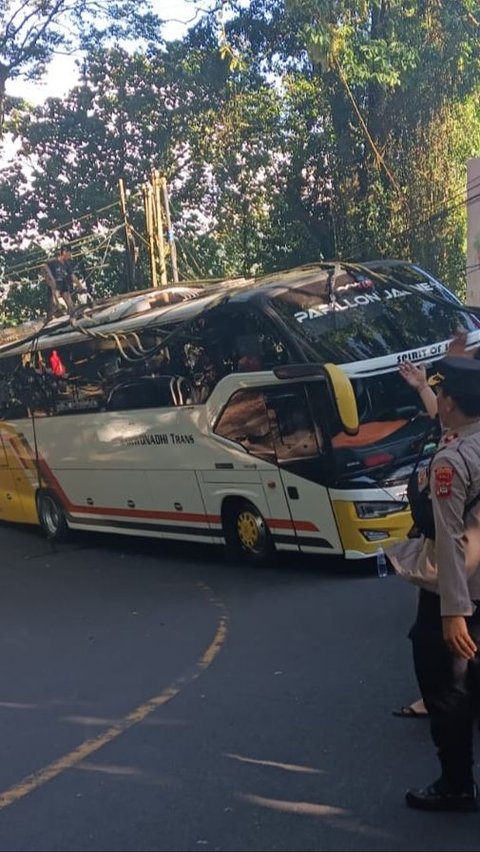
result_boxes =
[213,378,335,475]
[258,297,314,363]
[213,386,276,461]
[264,384,321,464]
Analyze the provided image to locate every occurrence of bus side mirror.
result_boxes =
[323,363,359,436]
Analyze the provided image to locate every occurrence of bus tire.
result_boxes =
[223,499,275,567]
[36,490,70,542]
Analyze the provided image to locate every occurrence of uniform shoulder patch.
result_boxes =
[441,431,459,446]
[434,464,455,498]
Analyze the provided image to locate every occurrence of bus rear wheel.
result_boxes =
[36,491,69,542]
[224,500,275,566]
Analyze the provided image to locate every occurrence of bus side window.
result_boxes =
[214,390,275,461]
[266,387,320,461]
[106,376,194,410]
[0,358,29,419]
[242,310,291,370]
[2,355,50,418]
[46,340,109,415]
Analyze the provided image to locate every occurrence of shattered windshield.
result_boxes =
[328,370,439,483]
[270,265,479,363]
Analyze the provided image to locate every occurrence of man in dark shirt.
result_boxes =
[41,244,80,319]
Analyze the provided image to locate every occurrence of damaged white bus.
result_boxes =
[0,261,478,563]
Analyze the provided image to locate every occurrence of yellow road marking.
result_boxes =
[0,586,228,811]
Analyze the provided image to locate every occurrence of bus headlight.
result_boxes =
[355,501,407,519]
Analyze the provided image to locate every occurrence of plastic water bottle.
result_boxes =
[376,546,388,578]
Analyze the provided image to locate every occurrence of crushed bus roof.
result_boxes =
[0,260,470,358]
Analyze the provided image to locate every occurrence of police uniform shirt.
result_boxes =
[430,421,480,616]
[388,354,480,600]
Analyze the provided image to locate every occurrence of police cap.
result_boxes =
[428,356,480,399]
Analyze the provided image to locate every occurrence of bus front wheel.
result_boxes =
[224,500,275,566]
[36,491,70,542]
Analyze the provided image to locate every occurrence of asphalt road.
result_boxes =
[0,525,479,852]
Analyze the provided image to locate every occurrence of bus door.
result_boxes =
[263,385,342,555]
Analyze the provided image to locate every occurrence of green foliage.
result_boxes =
[285,0,480,288]
[0,0,161,129]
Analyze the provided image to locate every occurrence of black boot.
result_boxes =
[406,778,479,812]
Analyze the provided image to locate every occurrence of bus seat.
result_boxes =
[106,375,194,411]
[331,419,409,448]
[106,377,174,411]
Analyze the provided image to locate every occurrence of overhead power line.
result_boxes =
[2,225,124,282]
[1,188,144,278]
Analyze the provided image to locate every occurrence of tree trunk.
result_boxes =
[367,0,388,177]
[0,65,9,135]
[324,71,362,253]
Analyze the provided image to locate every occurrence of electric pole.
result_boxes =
[161,176,179,284]
[143,182,158,289]
[118,178,137,291]
[152,169,168,287]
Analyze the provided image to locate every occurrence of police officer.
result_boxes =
[404,356,480,812]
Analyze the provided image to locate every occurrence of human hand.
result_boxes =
[447,329,470,357]
[398,361,427,391]
[442,616,477,659]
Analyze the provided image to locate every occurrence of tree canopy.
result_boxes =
[0,0,161,129]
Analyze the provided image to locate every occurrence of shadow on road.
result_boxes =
[39,526,377,583]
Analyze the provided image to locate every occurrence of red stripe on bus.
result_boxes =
[267,518,318,532]
[74,507,317,532]
[36,459,221,523]
[74,506,222,524]
[36,455,317,534]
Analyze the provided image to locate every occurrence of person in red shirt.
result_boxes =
[48,350,66,377]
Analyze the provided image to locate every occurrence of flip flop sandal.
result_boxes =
[392,704,429,719]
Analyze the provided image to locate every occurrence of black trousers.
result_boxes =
[410,590,480,790]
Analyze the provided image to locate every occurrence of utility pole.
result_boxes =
[142,182,158,289]
[160,176,179,284]
[152,169,168,287]
[118,178,137,291]
[467,158,480,307]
